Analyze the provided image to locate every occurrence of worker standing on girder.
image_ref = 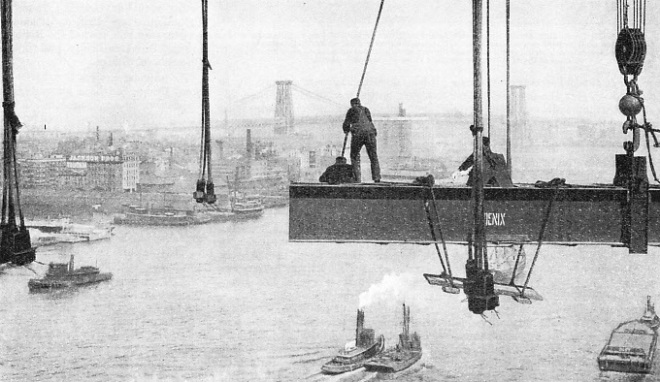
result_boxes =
[343,98,381,183]
[454,136,512,187]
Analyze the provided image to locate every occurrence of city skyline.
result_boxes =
[9,1,660,131]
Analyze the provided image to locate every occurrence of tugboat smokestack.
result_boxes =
[356,309,365,344]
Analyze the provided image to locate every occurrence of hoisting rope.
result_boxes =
[422,178,455,287]
[357,0,385,99]
[520,185,559,298]
[341,0,385,157]
[626,79,660,184]
[195,0,215,203]
[198,0,210,183]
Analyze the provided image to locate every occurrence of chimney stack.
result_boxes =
[246,129,253,160]
[216,140,224,160]
[356,309,365,345]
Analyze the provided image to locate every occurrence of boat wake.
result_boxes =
[291,351,332,365]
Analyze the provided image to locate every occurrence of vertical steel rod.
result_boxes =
[472,0,486,270]
[506,0,512,177]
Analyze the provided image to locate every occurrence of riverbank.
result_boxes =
[19,188,288,220]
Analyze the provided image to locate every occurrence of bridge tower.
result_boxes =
[510,85,529,144]
[275,80,294,134]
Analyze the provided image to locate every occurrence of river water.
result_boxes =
[2,207,660,381]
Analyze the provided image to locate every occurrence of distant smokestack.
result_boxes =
[402,304,409,339]
[216,140,224,159]
[356,309,365,344]
[246,129,253,160]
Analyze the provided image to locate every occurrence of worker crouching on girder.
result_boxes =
[319,157,356,185]
[453,136,512,187]
[343,98,381,183]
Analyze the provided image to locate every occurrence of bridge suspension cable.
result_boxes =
[228,84,275,107]
[291,84,344,108]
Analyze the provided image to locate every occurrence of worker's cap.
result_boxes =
[350,98,361,106]
[335,156,347,163]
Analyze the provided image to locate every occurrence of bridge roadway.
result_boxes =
[289,182,657,254]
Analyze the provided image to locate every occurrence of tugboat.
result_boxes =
[364,304,422,374]
[28,255,112,292]
[598,296,660,374]
[321,309,385,374]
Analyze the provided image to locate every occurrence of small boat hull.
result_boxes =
[598,319,658,374]
[114,212,210,226]
[321,336,385,374]
[364,350,422,373]
[28,273,112,292]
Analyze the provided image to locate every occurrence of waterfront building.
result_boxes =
[122,154,140,192]
[68,154,123,191]
[18,157,66,188]
[20,153,140,192]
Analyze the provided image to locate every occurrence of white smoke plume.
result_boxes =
[358,272,418,309]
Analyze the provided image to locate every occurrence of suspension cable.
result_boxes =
[291,84,344,107]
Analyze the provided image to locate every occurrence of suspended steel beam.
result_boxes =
[289,183,654,254]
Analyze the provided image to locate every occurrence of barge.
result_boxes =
[598,296,660,374]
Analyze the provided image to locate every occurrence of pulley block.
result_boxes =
[615,28,646,76]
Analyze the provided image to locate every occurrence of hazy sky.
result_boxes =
[10,1,660,131]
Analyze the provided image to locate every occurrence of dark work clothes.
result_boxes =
[319,163,356,185]
[350,130,380,183]
[342,105,380,182]
[343,106,373,133]
[458,151,513,187]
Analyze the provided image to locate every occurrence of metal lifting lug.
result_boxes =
[205,182,216,204]
[193,191,206,203]
[622,119,633,134]
[194,179,206,203]
[513,295,532,305]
